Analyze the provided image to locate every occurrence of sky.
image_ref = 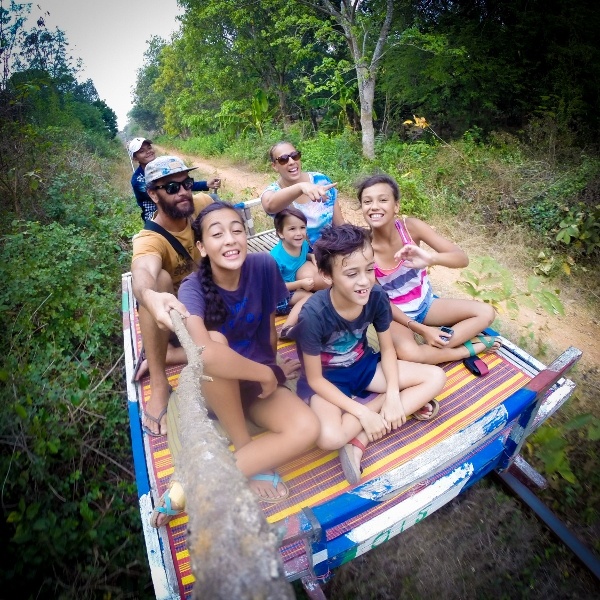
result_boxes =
[26,0,184,130]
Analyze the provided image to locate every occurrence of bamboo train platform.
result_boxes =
[122,202,581,598]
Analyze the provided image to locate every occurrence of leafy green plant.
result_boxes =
[456,256,564,317]
[555,203,600,257]
[528,414,600,484]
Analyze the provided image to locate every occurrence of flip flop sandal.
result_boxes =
[279,326,294,341]
[150,485,185,528]
[250,472,290,503]
[476,334,500,350]
[142,407,168,437]
[131,347,146,382]
[413,399,441,421]
[462,336,498,377]
[339,437,366,485]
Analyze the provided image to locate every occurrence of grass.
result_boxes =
[316,482,598,600]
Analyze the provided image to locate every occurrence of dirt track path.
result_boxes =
[171,148,600,382]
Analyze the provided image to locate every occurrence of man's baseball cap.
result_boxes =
[144,156,198,186]
[127,137,152,159]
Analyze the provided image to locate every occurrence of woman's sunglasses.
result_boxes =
[152,177,194,195]
[274,150,301,165]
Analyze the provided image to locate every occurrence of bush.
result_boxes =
[0,170,148,596]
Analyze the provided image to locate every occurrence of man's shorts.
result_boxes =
[297,348,380,404]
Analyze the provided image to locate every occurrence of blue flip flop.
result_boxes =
[250,472,289,503]
[150,486,184,528]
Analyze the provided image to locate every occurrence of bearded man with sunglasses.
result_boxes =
[131,156,213,437]
[128,138,221,222]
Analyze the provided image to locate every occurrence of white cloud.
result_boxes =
[27,0,183,130]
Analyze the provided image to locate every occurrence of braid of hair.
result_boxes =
[197,256,228,329]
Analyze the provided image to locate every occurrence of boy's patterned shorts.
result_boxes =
[276,293,293,315]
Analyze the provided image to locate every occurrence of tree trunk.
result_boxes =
[313,0,394,159]
[357,67,376,160]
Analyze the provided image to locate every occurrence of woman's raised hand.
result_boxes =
[394,244,434,269]
[298,181,337,203]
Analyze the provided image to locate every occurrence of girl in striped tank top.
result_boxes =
[359,174,499,365]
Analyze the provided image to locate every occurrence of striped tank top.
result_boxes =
[373,219,433,319]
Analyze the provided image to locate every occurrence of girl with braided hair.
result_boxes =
[148,202,319,526]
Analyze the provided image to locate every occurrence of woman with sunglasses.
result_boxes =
[261,141,344,247]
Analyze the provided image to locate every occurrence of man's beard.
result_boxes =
[157,195,194,219]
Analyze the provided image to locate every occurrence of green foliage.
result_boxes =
[556,203,600,257]
[0,5,148,595]
[456,256,564,317]
[530,414,600,485]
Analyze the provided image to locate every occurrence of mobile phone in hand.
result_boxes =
[440,326,454,340]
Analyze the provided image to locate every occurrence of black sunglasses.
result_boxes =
[153,177,194,195]
[275,150,301,165]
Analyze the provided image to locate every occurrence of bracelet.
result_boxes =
[406,320,416,332]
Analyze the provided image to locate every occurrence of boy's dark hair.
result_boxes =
[273,207,307,234]
[191,201,243,328]
[313,224,371,276]
[357,174,400,203]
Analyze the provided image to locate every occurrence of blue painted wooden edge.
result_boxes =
[324,437,506,571]
[122,287,151,498]
[129,400,150,497]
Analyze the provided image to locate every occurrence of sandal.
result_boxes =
[463,335,500,356]
[463,335,499,377]
[142,407,168,437]
[250,472,289,503]
[142,386,173,437]
[339,437,366,485]
[279,325,294,341]
[413,399,441,421]
[150,483,185,528]
[131,347,146,382]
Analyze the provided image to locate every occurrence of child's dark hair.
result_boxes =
[357,174,400,203]
[313,224,371,276]
[191,201,243,329]
[273,207,307,234]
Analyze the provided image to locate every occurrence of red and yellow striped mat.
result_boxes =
[133,315,531,598]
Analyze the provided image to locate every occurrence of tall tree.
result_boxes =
[130,36,168,132]
[305,0,394,158]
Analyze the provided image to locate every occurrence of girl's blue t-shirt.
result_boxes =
[178,253,288,365]
[270,239,310,282]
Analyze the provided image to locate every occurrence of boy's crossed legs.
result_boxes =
[310,361,446,484]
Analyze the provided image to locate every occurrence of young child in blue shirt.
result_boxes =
[270,208,321,336]
[290,224,447,486]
